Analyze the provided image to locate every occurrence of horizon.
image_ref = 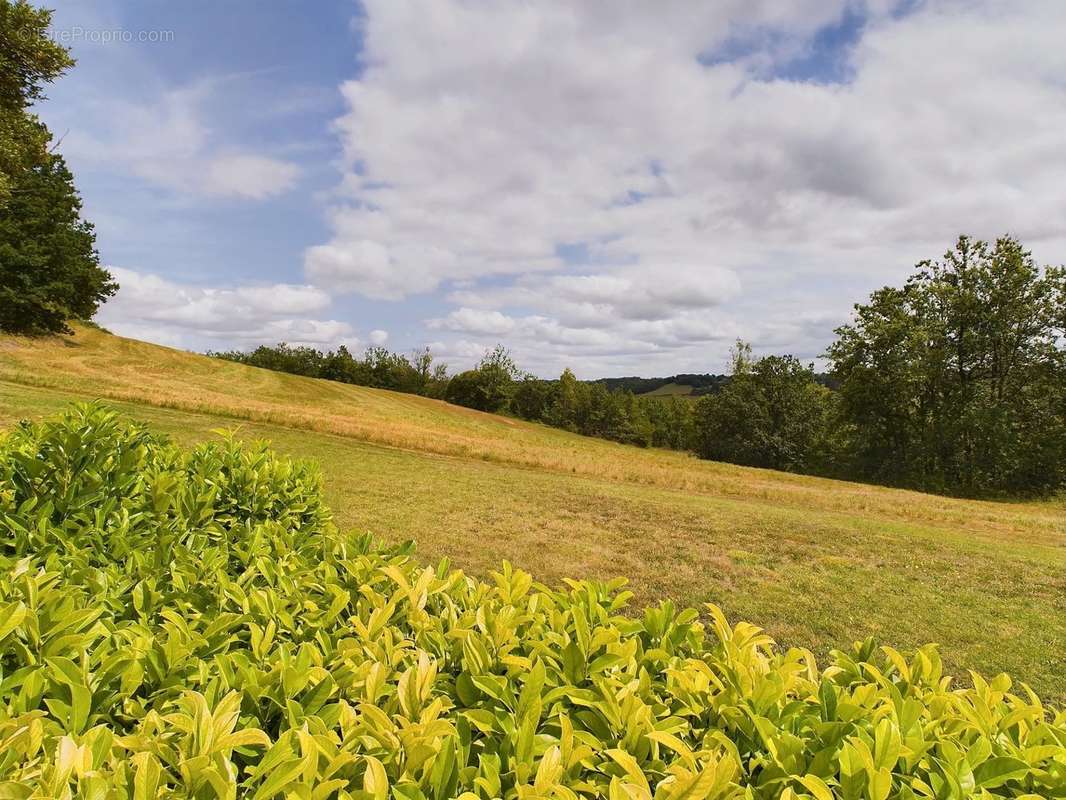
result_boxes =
[35,0,1066,375]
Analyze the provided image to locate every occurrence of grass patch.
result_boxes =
[639,382,696,398]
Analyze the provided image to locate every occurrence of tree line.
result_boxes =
[211,235,1066,498]
[209,343,451,398]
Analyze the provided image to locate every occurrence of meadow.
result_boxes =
[639,382,698,398]
[1,325,1064,701]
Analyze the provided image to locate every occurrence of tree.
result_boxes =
[693,342,834,472]
[545,368,581,430]
[0,152,116,334]
[646,395,694,450]
[443,370,488,411]
[446,345,521,412]
[320,345,362,383]
[410,347,450,398]
[827,235,1066,495]
[511,376,554,421]
[477,345,521,410]
[1,0,74,206]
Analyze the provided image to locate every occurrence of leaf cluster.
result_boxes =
[0,152,116,335]
[0,0,75,205]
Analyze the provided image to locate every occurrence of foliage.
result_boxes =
[693,343,836,473]
[0,0,73,206]
[510,376,556,422]
[594,375,731,397]
[828,235,1066,496]
[446,346,523,413]
[444,369,496,412]
[644,396,695,450]
[1,403,1064,797]
[211,343,451,398]
[212,342,327,378]
[533,370,655,447]
[0,152,116,334]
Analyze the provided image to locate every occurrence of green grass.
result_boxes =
[639,382,696,397]
[1,326,1064,700]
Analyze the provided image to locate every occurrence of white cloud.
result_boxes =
[429,308,517,337]
[368,329,390,345]
[98,267,356,350]
[303,238,461,300]
[303,0,1066,374]
[229,284,332,315]
[56,80,301,200]
[202,154,301,200]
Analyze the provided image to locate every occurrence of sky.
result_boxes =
[34,0,1066,377]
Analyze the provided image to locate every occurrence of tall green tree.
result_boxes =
[693,342,834,472]
[545,368,581,430]
[444,345,521,412]
[511,375,554,421]
[0,152,116,334]
[828,235,1066,495]
[0,0,73,206]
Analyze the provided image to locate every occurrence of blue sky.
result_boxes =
[36,0,1066,376]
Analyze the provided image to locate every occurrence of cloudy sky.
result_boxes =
[36,0,1066,376]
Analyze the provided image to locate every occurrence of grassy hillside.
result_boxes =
[639,382,696,397]
[1,325,1064,698]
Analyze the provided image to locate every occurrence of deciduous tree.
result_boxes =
[828,235,1066,495]
[0,0,73,206]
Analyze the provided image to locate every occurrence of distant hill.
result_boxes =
[593,371,837,397]
[641,381,699,397]
[591,373,729,396]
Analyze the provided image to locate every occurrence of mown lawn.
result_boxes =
[2,349,1063,701]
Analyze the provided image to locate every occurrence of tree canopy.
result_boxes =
[0,152,116,334]
[0,0,73,206]
[828,235,1066,495]
[693,343,835,473]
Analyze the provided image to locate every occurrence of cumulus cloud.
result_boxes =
[58,81,301,200]
[98,267,357,350]
[302,0,1066,374]
[429,308,517,337]
[202,154,301,200]
[304,238,462,300]
[429,307,743,373]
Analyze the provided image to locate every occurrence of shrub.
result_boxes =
[1,404,1063,797]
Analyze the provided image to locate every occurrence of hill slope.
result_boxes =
[1,325,1064,697]
[640,381,696,397]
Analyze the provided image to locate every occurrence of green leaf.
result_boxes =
[972,756,1030,788]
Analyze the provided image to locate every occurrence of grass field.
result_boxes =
[639,381,696,397]
[1,325,1064,699]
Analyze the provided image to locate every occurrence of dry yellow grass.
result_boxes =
[1,325,1064,698]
